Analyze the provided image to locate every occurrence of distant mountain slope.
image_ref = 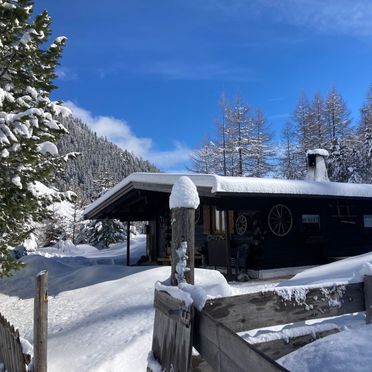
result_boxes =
[56,116,158,201]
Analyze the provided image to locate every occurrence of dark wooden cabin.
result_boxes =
[84,169,372,279]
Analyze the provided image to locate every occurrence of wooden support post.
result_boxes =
[34,271,48,372]
[171,208,195,285]
[127,221,131,266]
[170,176,199,286]
[224,210,232,280]
[364,275,372,324]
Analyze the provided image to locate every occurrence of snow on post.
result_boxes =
[170,177,199,286]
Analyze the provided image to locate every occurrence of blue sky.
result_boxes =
[36,1,372,171]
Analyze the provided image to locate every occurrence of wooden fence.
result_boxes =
[0,313,27,372]
[151,275,372,372]
[0,270,48,372]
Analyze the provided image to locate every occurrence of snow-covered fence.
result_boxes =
[198,275,372,362]
[151,290,194,371]
[0,313,27,372]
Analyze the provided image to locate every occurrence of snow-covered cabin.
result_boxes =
[84,161,372,278]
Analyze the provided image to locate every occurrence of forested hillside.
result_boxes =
[56,116,158,202]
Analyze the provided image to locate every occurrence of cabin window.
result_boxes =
[203,206,226,235]
[213,208,225,234]
[302,214,320,224]
[364,215,372,228]
[302,214,321,234]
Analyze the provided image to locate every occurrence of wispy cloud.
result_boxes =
[56,67,78,81]
[94,60,256,82]
[64,101,192,171]
[138,61,256,81]
[270,0,372,38]
[199,0,372,38]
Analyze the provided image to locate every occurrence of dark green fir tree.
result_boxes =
[0,0,71,275]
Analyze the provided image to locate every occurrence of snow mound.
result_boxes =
[278,251,372,288]
[169,176,200,209]
[278,325,372,372]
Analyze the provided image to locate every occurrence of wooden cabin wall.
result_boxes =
[199,196,372,271]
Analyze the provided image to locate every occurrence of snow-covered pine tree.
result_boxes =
[0,0,70,275]
[324,86,352,144]
[248,108,275,177]
[82,174,126,248]
[189,139,218,174]
[359,84,372,136]
[327,138,354,182]
[293,92,312,173]
[226,95,252,176]
[277,122,302,179]
[309,92,328,149]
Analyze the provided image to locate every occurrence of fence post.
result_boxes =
[364,275,372,324]
[169,176,200,286]
[34,270,48,372]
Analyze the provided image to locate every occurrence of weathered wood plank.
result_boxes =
[251,328,339,360]
[193,310,287,372]
[364,275,372,324]
[154,289,192,327]
[34,271,48,372]
[191,355,214,372]
[204,282,365,332]
[0,313,26,372]
[152,290,194,372]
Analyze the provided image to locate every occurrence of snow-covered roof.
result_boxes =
[84,172,372,218]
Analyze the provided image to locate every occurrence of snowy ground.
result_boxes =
[1,236,372,371]
[0,235,230,371]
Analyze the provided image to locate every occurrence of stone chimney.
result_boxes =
[305,149,329,182]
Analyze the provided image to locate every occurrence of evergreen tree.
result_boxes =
[56,117,158,201]
[0,0,70,275]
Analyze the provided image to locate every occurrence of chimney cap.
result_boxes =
[306,149,329,158]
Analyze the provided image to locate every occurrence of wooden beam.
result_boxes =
[224,210,232,280]
[34,271,48,372]
[193,310,287,372]
[251,328,339,360]
[127,221,130,266]
[171,208,195,285]
[203,281,365,332]
[364,275,372,324]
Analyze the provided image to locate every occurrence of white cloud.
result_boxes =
[64,101,192,171]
